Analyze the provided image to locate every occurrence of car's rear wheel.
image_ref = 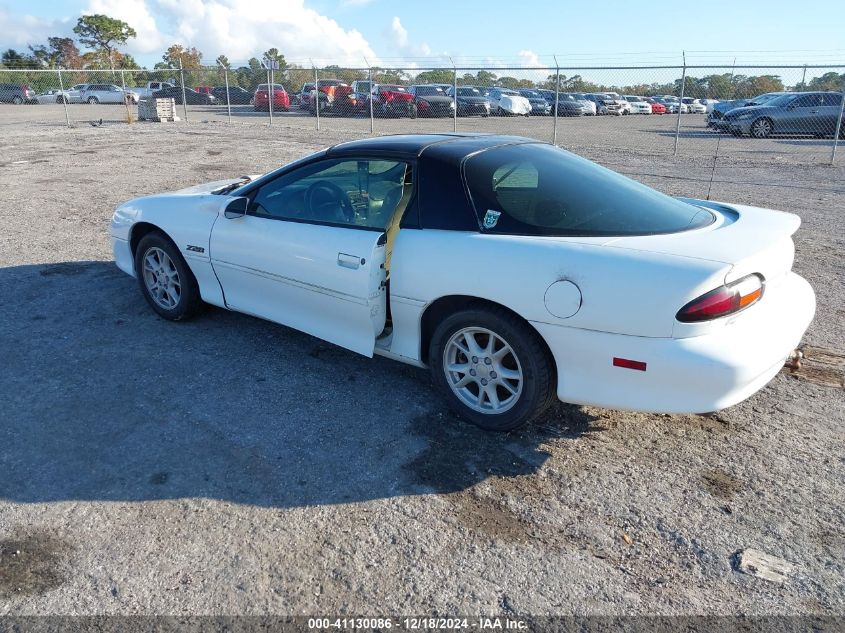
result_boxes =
[134,232,203,321]
[751,117,773,138]
[429,307,555,431]
[12,96,22,104]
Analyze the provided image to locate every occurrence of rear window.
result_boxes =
[464,144,714,237]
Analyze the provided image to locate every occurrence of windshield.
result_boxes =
[414,86,444,96]
[457,87,481,96]
[464,144,714,237]
[381,85,407,92]
[747,93,782,105]
[520,90,542,98]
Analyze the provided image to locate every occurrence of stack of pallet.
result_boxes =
[138,97,177,122]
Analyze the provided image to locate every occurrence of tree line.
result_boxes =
[2,12,842,97]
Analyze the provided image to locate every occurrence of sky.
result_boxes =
[1,0,844,72]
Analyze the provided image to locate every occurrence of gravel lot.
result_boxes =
[0,113,843,618]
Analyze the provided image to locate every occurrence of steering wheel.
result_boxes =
[304,180,354,223]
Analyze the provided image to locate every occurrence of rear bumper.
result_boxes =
[533,272,815,413]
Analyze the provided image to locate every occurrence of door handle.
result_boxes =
[337,253,362,269]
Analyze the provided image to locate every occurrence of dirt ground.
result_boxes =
[0,114,843,618]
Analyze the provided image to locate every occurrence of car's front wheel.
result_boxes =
[751,117,773,138]
[429,307,555,431]
[134,232,203,321]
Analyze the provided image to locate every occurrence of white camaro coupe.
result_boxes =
[111,134,815,431]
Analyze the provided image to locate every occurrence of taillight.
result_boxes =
[676,274,764,323]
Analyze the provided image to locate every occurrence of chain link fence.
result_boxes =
[1,63,843,164]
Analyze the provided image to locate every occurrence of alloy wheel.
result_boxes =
[751,118,772,138]
[443,326,523,414]
[142,246,182,310]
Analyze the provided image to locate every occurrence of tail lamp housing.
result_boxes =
[676,274,765,323]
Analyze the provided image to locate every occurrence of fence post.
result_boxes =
[178,59,188,121]
[831,79,845,165]
[673,55,686,156]
[120,68,131,123]
[314,64,320,131]
[56,68,70,127]
[224,68,232,124]
[368,65,374,135]
[553,56,560,145]
[267,67,273,125]
[452,63,458,133]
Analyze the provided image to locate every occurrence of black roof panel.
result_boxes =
[326,133,539,160]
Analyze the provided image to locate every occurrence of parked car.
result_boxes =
[297,83,315,109]
[517,89,552,115]
[194,86,212,95]
[707,93,790,130]
[538,91,587,116]
[210,85,253,105]
[152,85,217,105]
[584,93,622,115]
[447,86,491,117]
[623,95,652,114]
[682,98,707,114]
[56,83,88,104]
[644,97,666,114]
[656,97,685,114]
[486,87,531,116]
[723,91,845,138]
[604,92,632,114]
[254,83,290,112]
[698,98,720,113]
[0,83,36,104]
[308,80,360,115]
[409,85,455,117]
[81,84,139,104]
[111,134,815,431]
[568,93,597,115]
[370,84,414,118]
[135,81,176,99]
[33,89,64,104]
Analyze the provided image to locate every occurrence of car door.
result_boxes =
[780,93,821,134]
[209,157,411,357]
[820,92,845,135]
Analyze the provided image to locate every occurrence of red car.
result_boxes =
[645,98,666,114]
[254,84,290,112]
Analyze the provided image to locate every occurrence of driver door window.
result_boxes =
[251,158,410,230]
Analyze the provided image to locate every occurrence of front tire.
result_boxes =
[429,306,555,431]
[750,117,773,138]
[134,232,203,321]
[87,96,98,104]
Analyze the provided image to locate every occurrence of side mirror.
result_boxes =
[224,196,249,219]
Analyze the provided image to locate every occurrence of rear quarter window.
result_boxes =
[464,143,714,237]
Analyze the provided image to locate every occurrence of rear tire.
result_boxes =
[429,306,555,431]
[134,232,203,321]
[12,96,22,105]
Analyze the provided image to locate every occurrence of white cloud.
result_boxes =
[517,49,540,67]
[0,6,73,49]
[386,16,407,49]
[78,0,378,65]
[84,0,168,54]
[383,15,430,62]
